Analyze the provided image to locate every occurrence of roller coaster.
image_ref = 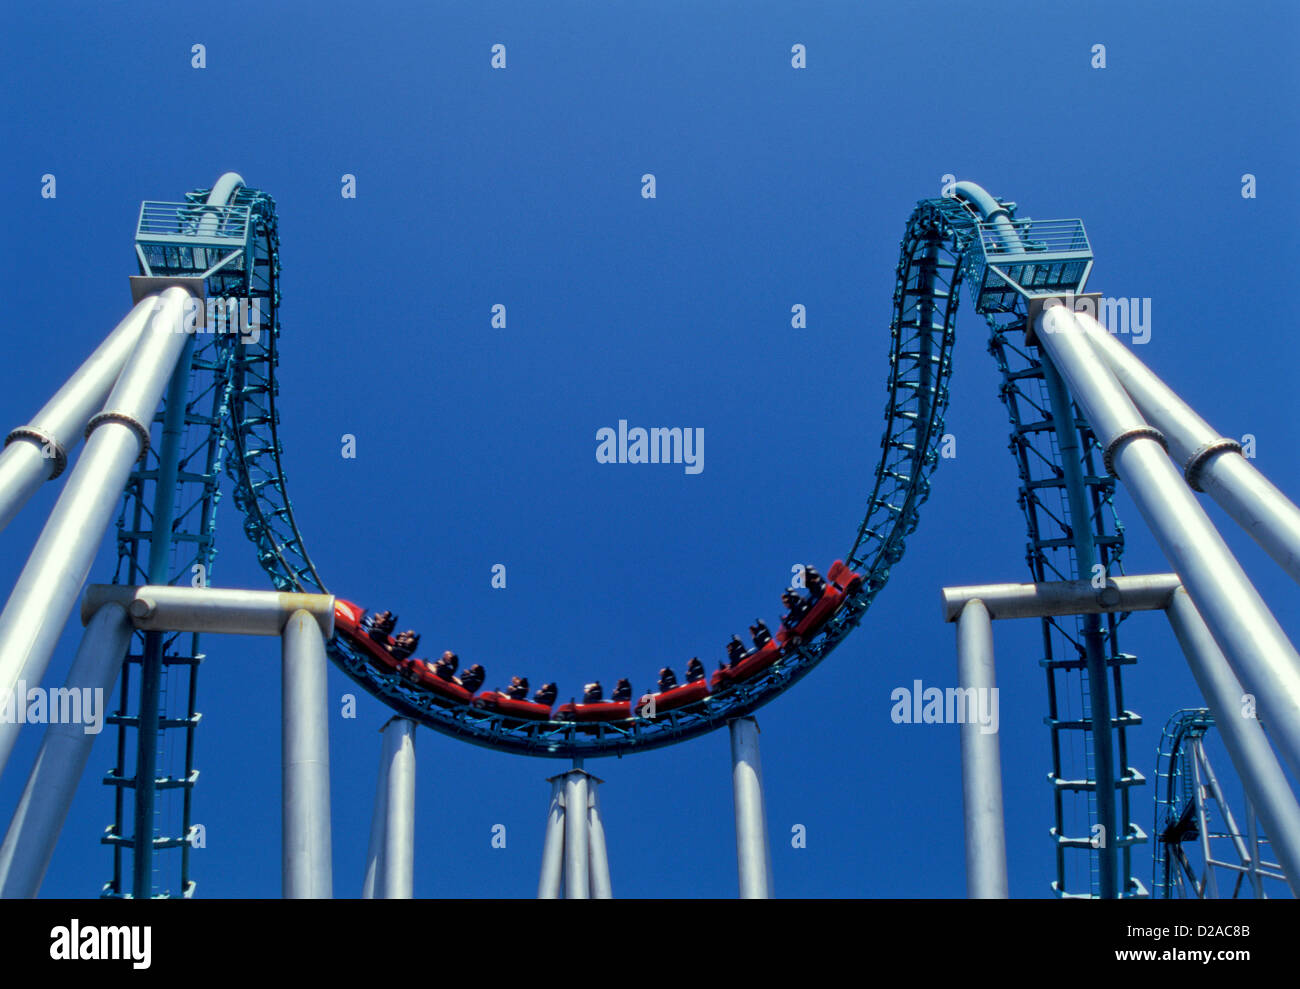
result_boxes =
[0,174,1297,900]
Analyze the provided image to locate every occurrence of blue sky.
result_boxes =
[1,0,1297,898]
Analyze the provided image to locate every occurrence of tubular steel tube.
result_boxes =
[563,768,590,899]
[955,600,1009,898]
[1036,303,1300,782]
[281,609,332,899]
[1080,316,1300,585]
[941,574,1181,623]
[538,777,565,899]
[0,287,192,783]
[0,299,158,534]
[380,718,416,899]
[587,782,612,899]
[0,603,132,897]
[729,716,772,899]
[83,584,334,638]
[1164,587,1300,894]
[954,181,1022,252]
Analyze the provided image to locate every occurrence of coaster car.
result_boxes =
[711,638,782,690]
[473,691,553,721]
[555,700,633,723]
[636,678,710,715]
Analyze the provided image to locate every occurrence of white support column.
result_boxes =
[729,716,772,899]
[379,717,415,899]
[538,777,565,899]
[1035,302,1300,782]
[955,599,1009,898]
[1080,314,1300,585]
[563,766,590,899]
[0,288,193,783]
[1164,587,1300,894]
[0,299,157,534]
[587,779,612,899]
[0,603,133,897]
[281,608,332,899]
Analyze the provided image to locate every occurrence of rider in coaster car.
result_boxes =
[582,681,603,704]
[657,666,678,692]
[364,609,396,641]
[504,675,530,700]
[432,650,459,681]
[726,635,748,667]
[611,678,632,702]
[389,630,420,660]
[685,657,705,683]
[533,682,558,706]
[781,590,809,628]
[804,565,827,598]
[459,664,485,693]
[750,619,772,648]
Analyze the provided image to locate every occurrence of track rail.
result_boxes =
[135,177,1140,894]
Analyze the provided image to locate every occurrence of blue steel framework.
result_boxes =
[98,178,1139,897]
[1155,709,1214,897]
[104,186,294,897]
[1153,709,1283,898]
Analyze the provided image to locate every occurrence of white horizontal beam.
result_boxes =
[941,574,1181,623]
[82,584,334,638]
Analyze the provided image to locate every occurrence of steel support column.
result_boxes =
[379,717,415,899]
[0,299,156,534]
[1034,302,1300,781]
[1040,353,1119,897]
[131,335,195,898]
[563,764,590,899]
[955,599,1009,898]
[0,603,133,897]
[281,608,332,898]
[1081,315,1300,585]
[729,716,772,898]
[0,287,192,782]
[587,781,612,899]
[538,777,565,899]
[1164,587,1300,894]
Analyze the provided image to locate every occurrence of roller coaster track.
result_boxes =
[113,177,1142,897]
[1153,709,1284,897]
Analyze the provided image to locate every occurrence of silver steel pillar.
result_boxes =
[587,781,612,899]
[0,299,157,534]
[563,765,590,899]
[281,608,332,898]
[379,717,415,899]
[1165,587,1300,894]
[1035,303,1300,781]
[955,600,1009,898]
[0,603,132,897]
[1081,315,1300,585]
[538,777,565,899]
[0,287,192,782]
[729,716,772,898]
